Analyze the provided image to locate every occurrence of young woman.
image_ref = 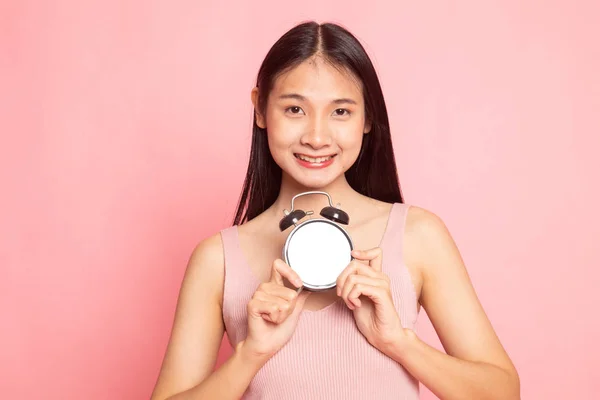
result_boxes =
[151,21,520,400]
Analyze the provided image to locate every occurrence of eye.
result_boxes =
[285,106,305,115]
[333,108,351,117]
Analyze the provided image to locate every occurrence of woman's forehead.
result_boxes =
[272,58,363,102]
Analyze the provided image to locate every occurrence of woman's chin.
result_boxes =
[288,171,341,190]
[278,159,347,190]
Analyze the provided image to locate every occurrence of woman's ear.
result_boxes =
[251,87,266,129]
[364,119,372,134]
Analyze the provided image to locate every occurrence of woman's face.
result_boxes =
[252,56,371,189]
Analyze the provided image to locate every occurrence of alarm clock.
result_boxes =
[279,191,353,292]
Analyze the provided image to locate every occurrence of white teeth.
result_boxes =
[296,154,333,163]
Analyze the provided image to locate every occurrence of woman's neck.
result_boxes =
[270,173,365,219]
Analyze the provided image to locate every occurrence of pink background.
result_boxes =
[2,1,599,399]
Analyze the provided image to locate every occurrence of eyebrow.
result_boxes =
[277,93,358,105]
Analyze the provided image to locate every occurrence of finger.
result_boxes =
[265,295,293,323]
[253,296,294,324]
[348,282,387,309]
[247,298,281,323]
[336,260,379,296]
[341,275,386,309]
[269,259,284,285]
[256,282,299,303]
[264,290,310,323]
[271,259,303,288]
[351,247,383,272]
[254,292,295,322]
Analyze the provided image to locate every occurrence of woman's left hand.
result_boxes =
[336,247,406,351]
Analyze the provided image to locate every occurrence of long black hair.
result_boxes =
[233,21,403,226]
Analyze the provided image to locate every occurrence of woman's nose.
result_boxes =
[300,119,332,149]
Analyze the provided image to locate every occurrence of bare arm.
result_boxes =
[385,206,520,400]
[161,341,270,400]
[150,233,309,400]
[150,233,265,400]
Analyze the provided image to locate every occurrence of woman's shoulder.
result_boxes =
[403,203,449,245]
[189,231,226,265]
[404,204,447,236]
[403,204,459,274]
[183,231,227,304]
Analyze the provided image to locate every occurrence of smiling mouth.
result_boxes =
[294,153,336,163]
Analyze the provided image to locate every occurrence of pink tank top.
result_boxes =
[220,202,420,399]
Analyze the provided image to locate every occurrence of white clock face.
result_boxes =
[285,220,352,290]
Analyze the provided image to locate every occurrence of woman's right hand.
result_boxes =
[241,258,311,359]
